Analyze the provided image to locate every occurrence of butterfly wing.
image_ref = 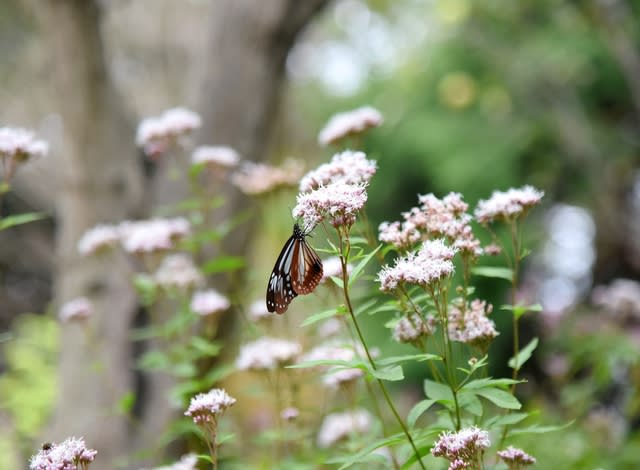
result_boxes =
[291,238,324,295]
[266,234,298,314]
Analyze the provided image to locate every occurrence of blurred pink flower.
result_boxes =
[318,106,383,146]
[119,217,190,254]
[497,446,536,467]
[317,409,372,447]
[59,297,93,323]
[77,224,120,256]
[299,150,376,192]
[136,107,201,157]
[0,127,48,162]
[392,314,436,344]
[153,254,203,290]
[191,145,240,168]
[231,159,304,195]
[448,299,498,350]
[474,185,544,224]
[190,289,230,316]
[236,337,301,371]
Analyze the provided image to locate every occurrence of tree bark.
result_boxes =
[35,0,328,467]
[39,1,144,467]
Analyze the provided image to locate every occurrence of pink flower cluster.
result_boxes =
[235,337,301,370]
[231,158,304,195]
[29,437,97,470]
[497,446,536,467]
[136,107,201,157]
[184,388,236,425]
[392,313,436,344]
[448,299,498,350]
[377,239,456,292]
[77,217,190,256]
[149,453,198,470]
[379,192,481,255]
[299,150,377,193]
[431,426,490,470]
[153,254,203,290]
[474,185,544,224]
[293,181,368,229]
[318,106,383,146]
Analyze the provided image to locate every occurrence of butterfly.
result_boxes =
[266,223,323,313]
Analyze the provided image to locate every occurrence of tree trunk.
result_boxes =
[39,1,144,467]
[37,0,328,467]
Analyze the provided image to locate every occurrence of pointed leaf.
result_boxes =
[371,365,404,382]
[348,245,382,287]
[471,266,513,282]
[408,399,436,428]
[508,337,539,370]
[300,307,343,327]
[475,388,521,410]
[0,212,46,231]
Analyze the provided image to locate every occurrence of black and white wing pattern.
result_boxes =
[266,223,323,314]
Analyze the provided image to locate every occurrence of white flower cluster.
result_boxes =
[300,342,368,388]
[317,409,373,447]
[146,453,198,470]
[293,181,368,229]
[190,289,230,316]
[136,107,201,156]
[29,437,97,470]
[497,446,536,467]
[474,185,544,224]
[392,314,436,344]
[191,145,240,168]
[59,297,93,323]
[184,388,236,424]
[318,106,383,146]
[235,337,302,371]
[299,151,377,193]
[448,299,498,350]
[379,192,481,255]
[153,254,203,290]
[77,217,190,256]
[377,239,456,292]
[0,127,48,161]
[231,159,304,195]
[431,426,490,470]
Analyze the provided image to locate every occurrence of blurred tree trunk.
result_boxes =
[132,0,330,459]
[37,0,144,468]
[198,0,329,266]
[35,0,328,467]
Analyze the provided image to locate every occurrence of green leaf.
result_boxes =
[502,303,543,319]
[330,433,406,470]
[510,421,574,435]
[408,399,435,428]
[189,337,222,357]
[458,391,483,416]
[0,212,46,231]
[461,377,522,390]
[424,379,455,405]
[474,388,521,410]
[370,365,404,381]
[484,412,530,428]
[377,354,441,366]
[300,307,343,327]
[116,392,136,415]
[348,245,382,287]
[508,337,539,370]
[137,350,170,371]
[355,298,378,316]
[201,255,245,274]
[329,275,344,288]
[471,266,513,282]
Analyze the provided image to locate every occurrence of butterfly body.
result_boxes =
[266,223,323,313]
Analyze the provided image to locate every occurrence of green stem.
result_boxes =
[338,233,426,470]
